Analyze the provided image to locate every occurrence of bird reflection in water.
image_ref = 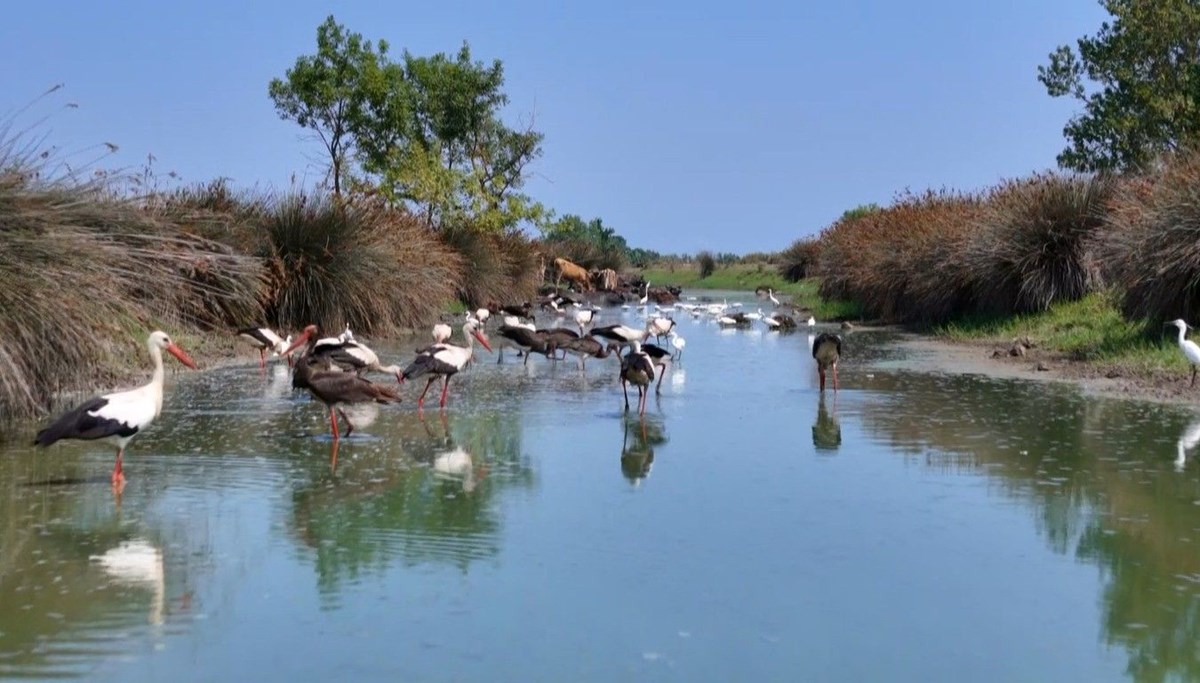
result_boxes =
[1176,415,1200,472]
[812,392,841,452]
[422,413,486,493]
[621,415,668,485]
[91,538,165,626]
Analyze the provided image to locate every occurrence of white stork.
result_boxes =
[293,325,404,381]
[401,319,493,410]
[1166,319,1200,386]
[237,327,289,369]
[574,308,596,335]
[33,331,198,486]
[647,316,676,342]
[432,322,453,345]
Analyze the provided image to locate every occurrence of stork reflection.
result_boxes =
[1176,415,1200,472]
[621,415,668,485]
[812,392,841,452]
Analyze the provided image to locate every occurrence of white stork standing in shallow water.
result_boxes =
[591,323,650,353]
[237,327,289,369]
[401,319,493,410]
[33,331,198,487]
[293,325,404,381]
[574,308,596,336]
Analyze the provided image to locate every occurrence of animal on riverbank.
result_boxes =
[33,331,198,487]
[1166,319,1200,386]
[812,332,843,392]
[553,257,592,292]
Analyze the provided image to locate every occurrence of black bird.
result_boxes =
[812,332,843,392]
[620,341,656,414]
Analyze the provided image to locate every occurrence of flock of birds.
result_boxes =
[29,288,846,488]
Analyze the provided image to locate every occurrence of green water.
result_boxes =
[2,293,1200,681]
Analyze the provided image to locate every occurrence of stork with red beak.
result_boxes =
[401,319,493,410]
[33,331,198,487]
[288,324,403,381]
[237,327,291,369]
[283,328,402,439]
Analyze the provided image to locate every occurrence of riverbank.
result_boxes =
[635,265,860,320]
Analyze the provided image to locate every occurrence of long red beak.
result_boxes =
[474,330,493,353]
[166,343,199,369]
[283,330,312,356]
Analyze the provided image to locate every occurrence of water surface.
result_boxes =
[3,292,1200,681]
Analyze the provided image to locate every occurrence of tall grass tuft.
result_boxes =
[261,196,463,334]
[818,190,981,323]
[966,174,1111,315]
[777,238,820,282]
[0,167,263,420]
[1101,152,1200,325]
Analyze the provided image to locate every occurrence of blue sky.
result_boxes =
[0,1,1107,253]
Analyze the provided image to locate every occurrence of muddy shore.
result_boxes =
[885,332,1200,406]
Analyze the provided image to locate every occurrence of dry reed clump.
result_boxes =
[817,190,981,323]
[440,222,540,307]
[777,238,820,282]
[260,195,463,335]
[1100,151,1200,324]
[966,174,1112,316]
[0,171,264,420]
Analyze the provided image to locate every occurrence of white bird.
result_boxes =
[763,314,781,329]
[669,331,686,360]
[237,327,288,369]
[639,281,650,305]
[401,319,494,410]
[744,308,764,321]
[591,323,651,353]
[1166,319,1200,386]
[474,308,491,324]
[574,308,596,335]
[299,326,404,381]
[768,289,781,306]
[33,331,199,486]
[647,316,676,342]
[432,322,453,344]
[807,316,816,327]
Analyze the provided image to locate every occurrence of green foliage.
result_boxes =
[541,214,630,270]
[268,16,390,195]
[841,203,881,221]
[1038,0,1200,172]
[270,17,545,232]
[696,251,716,278]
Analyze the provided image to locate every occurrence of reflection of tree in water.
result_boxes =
[857,370,1200,683]
[621,415,668,484]
[289,410,536,594]
[812,393,841,452]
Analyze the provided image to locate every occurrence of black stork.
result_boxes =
[619,341,656,415]
[33,331,199,487]
[283,331,402,439]
[812,332,843,392]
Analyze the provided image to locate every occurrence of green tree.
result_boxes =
[1038,0,1200,172]
[268,16,390,196]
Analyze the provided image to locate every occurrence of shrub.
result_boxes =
[778,238,820,282]
[1101,151,1200,324]
[966,174,1111,315]
[0,169,262,420]
[441,222,540,307]
[261,195,463,334]
[697,251,716,278]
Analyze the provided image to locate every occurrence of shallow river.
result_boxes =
[3,291,1200,682]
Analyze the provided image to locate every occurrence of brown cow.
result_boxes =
[554,257,592,292]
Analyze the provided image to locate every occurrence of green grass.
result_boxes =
[936,292,1182,372]
[636,264,860,320]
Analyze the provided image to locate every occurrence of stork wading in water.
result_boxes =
[619,341,656,415]
[290,325,404,381]
[1166,319,1200,387]
[284,330,402,439]
[812,332,843,392]
[552,336,620,370]
[33,331,198,487]
[401,319,493,410]
[574,308,596,336]
[237,327,290,369]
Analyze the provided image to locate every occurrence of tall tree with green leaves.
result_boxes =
[268,16,391,196]
[1038,0,1200,172]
